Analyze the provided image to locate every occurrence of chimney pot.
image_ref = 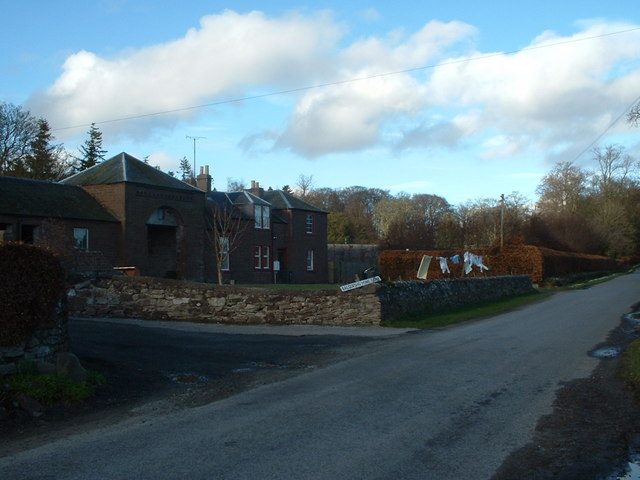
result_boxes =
[197,164,212,193]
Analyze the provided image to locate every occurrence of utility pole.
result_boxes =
[500,193,505,251]
[186,135,206,176]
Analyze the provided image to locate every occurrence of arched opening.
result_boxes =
[146,207,183,278]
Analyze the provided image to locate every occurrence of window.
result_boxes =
[73,228,89,250]
[306,249,314,271]
[254,205,270,229]
[254,245,270,270]
[20,225,36,244]
[305,214,314,234]
[219,236,230,271]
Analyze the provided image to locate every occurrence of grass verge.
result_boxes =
[620,337,640,387]
[243,284,339,290]
[381,291,549,329]
[7,367,106,406]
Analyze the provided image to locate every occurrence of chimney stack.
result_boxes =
[197,165,212,193]
[249,180,264,197]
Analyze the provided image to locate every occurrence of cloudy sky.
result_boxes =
[2,1,639,204]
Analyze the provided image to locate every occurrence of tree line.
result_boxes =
[295,142,640,258]
[0,102,213,184]
[3,100,639,258]
[0,102,109,180]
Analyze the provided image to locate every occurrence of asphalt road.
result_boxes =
[2,272,639,479]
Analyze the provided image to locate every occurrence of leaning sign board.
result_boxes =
[340,276,382,292]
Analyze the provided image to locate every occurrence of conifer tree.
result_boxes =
[77,123,107,171]
[179,156,194,183]
[24,119,67,180]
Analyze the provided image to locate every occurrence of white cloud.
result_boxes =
[25,10,640,164]
[426,22,640,158]
[27,9,342,138]
[359,8,381,23]
[147,151,181,172]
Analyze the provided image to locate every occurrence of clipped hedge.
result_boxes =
[0,243,66,346]
[378,244,620,283]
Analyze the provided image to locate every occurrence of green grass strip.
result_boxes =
[620,337,640,386]
[381,291,549,329]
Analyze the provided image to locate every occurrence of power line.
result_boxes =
[51,26,640,133]
[571,92,640,163]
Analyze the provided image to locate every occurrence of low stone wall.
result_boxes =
[68,275,534,326]
[0,300,70,376]
[69,277,383,326]
[378,276,535,319]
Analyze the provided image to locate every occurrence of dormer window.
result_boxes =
[254,205,270,229]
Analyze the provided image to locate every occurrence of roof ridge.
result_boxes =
[121,153,128,182]
[281,190,294,209]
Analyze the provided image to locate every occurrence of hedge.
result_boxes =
[378,244,620,284]
[0,243,66,345]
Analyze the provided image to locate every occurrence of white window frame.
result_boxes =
[306,214,314,234]
[254,245,271,270]
[220,236,230,271]
[254,205,271,230]
[306,249,314,271]
[73,228,89,250]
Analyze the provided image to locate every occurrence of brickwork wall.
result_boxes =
[69,275,534,326]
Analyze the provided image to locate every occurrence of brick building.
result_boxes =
[0,152,328,284]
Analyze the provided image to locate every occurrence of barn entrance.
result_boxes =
[147,207,182,278]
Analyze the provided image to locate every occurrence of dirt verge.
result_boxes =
[492,318,640,480]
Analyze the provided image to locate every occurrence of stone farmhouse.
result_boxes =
[0,152,328,284]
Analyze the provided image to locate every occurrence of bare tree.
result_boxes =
[628,101,640,127]
[226,178,246,191]
[295,174,314,198]
[536,161,588,215]
[591,144,636,194]
[206,196,249,284]
[0,102,38,175]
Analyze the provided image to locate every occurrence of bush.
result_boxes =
[0,243,66,346]
[378,244,621,283]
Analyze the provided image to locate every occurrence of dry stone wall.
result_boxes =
[377,276,535,319]
[68,275,534,326]
[0,300,69,376]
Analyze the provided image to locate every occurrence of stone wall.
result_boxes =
[69,277,382,326]
[377,276,535,319]
[68,275,534,326]
[0,299,69,376]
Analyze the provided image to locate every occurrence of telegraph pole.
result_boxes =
[186,135,206,176]
[500,193,505,251]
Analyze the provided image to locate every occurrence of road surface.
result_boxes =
[2,272,638,479]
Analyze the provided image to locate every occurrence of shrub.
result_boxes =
[378,245,621,283]
[0,243,66,346]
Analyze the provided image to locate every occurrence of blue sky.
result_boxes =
[2,1,640,205]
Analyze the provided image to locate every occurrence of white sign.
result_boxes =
[340,276,382,292]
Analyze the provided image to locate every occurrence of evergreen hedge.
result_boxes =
[0,243,66,345]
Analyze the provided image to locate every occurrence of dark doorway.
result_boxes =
[276,248,290,283]
[147,225,177,278]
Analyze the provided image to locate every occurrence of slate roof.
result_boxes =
[61,152,201,192]
[0,175,118,222]
[206,191,287,224]
[260,190,326,213]
[206,191,252,221]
